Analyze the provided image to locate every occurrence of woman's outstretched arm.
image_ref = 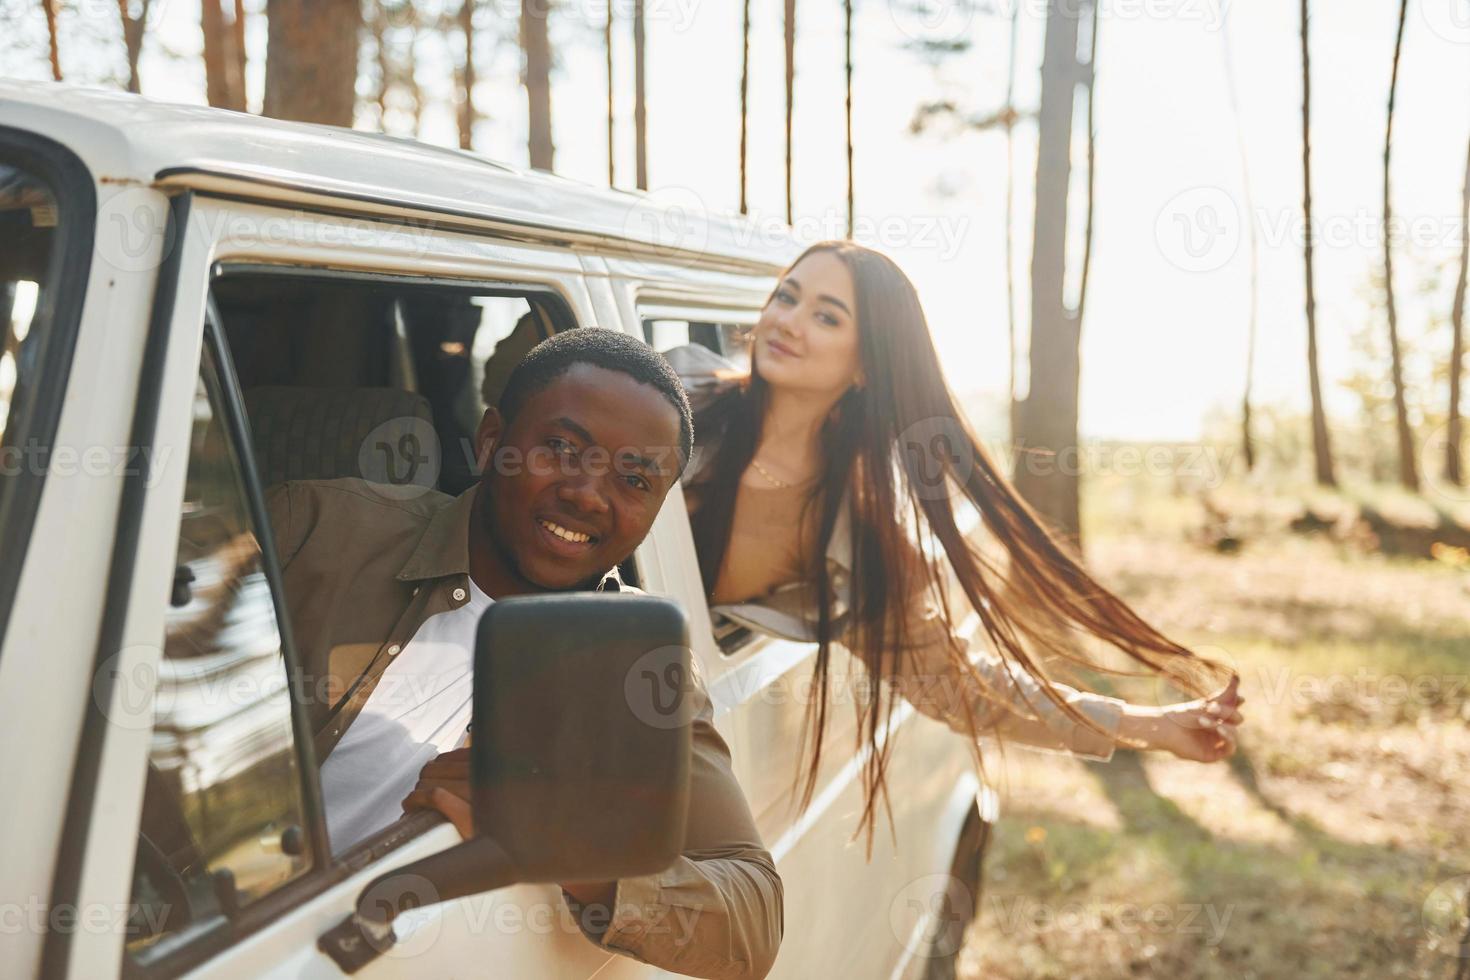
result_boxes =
[887,590,1242,763]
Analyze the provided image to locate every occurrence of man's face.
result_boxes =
[474,363,684,592]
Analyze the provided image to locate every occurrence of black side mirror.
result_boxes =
[319,593,695,973]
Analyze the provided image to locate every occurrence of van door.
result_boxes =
[50,194,673,980]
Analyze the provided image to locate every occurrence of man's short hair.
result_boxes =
[498,328,694,472]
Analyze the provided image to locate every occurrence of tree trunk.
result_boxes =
[1075,7,1098,324]
[633,0,647,189]
[202,0,245,110]
[232,0,248,101]
[844,0,853,237]
[1005,0,1020,444]
[1447,130,1470,487]
[263,0,360,126]
[117,0,151,94]
[457,0,476,150]
[605,2,615,185]
[42,0,61,80]
[1300,0,1336,486]
[1383,0,1418,490]
[783,0,796,224]
[522,0,553,170]
[739,0,751,213]
[1221,5,1258,471]
[1013,0,1093,546]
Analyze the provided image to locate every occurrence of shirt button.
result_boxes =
[452,587,467,602]
[387,644,401,657]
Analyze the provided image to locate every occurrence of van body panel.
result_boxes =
[0,88,993,980]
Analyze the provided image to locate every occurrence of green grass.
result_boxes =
[955,477,1470,979]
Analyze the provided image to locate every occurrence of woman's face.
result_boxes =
[752,250,863,399]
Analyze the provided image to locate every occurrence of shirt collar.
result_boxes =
[396,484,479,583]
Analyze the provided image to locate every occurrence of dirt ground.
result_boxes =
[953,495,1470,979]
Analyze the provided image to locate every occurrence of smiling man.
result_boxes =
[265,328,782,980]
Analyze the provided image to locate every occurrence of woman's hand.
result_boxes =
[1118,676,1244,763]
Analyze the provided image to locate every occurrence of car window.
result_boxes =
[642,317,751,369]
[211,271,565,498]
[126,341,316,961]
[0,140,90,645]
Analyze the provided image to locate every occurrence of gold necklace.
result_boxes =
[750,456,795,489]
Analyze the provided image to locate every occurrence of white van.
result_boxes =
[0,81,995,980]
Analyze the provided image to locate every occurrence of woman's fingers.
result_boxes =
[402,786,474,839]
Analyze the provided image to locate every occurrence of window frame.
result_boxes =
[52,196,624,977]
[0,127,97,653]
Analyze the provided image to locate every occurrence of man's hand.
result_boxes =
[403,748,620,919]
[1119,675,1245,763]
[402,748,474,838]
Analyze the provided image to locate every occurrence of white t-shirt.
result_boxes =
[320,578,494,851]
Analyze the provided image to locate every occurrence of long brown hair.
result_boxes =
[688,241,1232,839]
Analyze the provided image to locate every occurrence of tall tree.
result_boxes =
[783,0,796,223]
[843,0,853,237]
[1300,0,1336,486]
[739,0,751,213]
[1447,130,1470,487]
[1382,0,1418,490]
[41,0,61,80]
[263,0,360,126]
[117,0,152,94]
[202,0,246,111]
[1221,2,1259,470]
[1012,0,1096,544]
[633,0,647,189]
[457,0,476,150]
[522,0,554,170]
[605,1,615,185]
[1004,0,1021,443]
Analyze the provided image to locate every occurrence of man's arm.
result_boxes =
[408,680,784,979]
[566,684,783,980]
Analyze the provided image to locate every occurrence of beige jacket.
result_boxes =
[667,344,1125,760]
[267,478,782,979]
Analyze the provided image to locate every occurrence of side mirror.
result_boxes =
[319,593,695,973]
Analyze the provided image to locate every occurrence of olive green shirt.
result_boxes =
[266,477,782,979]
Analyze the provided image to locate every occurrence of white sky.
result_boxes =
[6,0,1469,441]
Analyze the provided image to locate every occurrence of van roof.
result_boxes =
[0,81,799,274]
